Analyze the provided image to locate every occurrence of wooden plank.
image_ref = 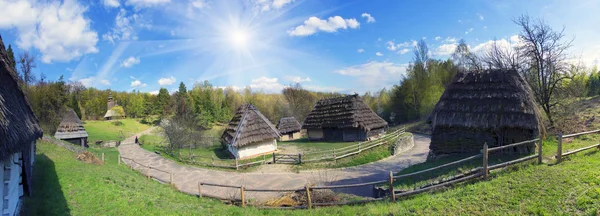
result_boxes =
[395,173,481,197]
[311,198,384,206]
[562,129,600,138]
[200,182,244,188]
[305,186,312,209]
[562,143,600,157]
[487,138,539,152]
[488,154,538,170]
[538,139,543,164]
[393,153,482,179]
[240,186,246,207]
[482,142,488,179]
[245,188,304,192]
[198,182,202,198]
[557,132,563,163]
[389,171,395,201]
[311,179,388,189]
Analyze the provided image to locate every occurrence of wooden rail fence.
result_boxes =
[120,156,175,185]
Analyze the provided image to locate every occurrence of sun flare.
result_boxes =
[231,30,248,47]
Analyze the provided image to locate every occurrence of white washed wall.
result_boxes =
[1,152,24,216]
[235,139,277,159]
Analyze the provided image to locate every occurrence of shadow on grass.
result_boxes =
[22,154,70,216]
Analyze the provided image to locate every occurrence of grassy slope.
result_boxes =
[278,138,360,152]
[24,138,600,215]
[83,119,150,144]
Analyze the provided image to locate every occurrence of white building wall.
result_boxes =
[233,139,277,159]
[2,152,24,216]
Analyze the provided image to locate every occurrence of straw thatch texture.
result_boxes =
[0,35,43,196]
[222,104,281,147]
[55,108,88,140]
[276,117,302,134]
[302,94,388,131]
[429,69,542,154]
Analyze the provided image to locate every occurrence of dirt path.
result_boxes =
[118,128,431,201]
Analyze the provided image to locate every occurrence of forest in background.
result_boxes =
[3,15,598,135]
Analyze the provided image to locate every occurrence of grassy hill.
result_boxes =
[83,119,151,144]
[24,135,600,215]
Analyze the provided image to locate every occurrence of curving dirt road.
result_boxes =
[118,129,431,200]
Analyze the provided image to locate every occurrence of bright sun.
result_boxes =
[231,30,248,47]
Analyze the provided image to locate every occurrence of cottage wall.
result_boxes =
[430,127,536,155]
[279,132,301,141]
[230,138,277,159]
[307,129,323,140]
[1,151,25,216]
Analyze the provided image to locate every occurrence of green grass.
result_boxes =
[24,136,600,215]
[83,119,150,144]
[279,138,360,152]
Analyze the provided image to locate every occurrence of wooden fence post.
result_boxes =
[102,153,105,162]
[170,173,174,185]
[240,186,246,207]
[298,153,302,164]
[557,132,563,164]
[538,139,543,164]
[272,152,276,164]
[358,143,361,153]
[235,158,239,170]
[333,149,337,163]
[211,155,215,166]
[482,142,489,179]
[198,182,202,198]
[118,154,121,165]
[147,165,151,179]
[388,171,395,201]
[305,186,312,209]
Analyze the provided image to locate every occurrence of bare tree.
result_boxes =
[514,15,573,126]
[18,51,36,87]
[452,39,482,71]
[480,39,522,70]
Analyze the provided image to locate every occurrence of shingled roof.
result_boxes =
[55,108,88,140]
[302,94,388,131]
[0,35,43,159]
[276,117,302,134]
[222,104,280,148]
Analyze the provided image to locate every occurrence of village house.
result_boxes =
[302,94,388,142]
[54,108,89,147]
[221,104,281,159]
[0,35,43,216]
[276,117,302,141]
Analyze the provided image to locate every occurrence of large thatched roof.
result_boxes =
[0,35,43,159]
[55,108,88,139]
[429,69,542,132]
[222,104,280,148]
[276,117,302,134]
[302,94,388,131]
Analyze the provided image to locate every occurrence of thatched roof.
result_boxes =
[276,117,302,134]
[302,94,388,131]
[0,35,43,159]
[430,69,542,132]
[222,104,280,148]
[55,108,88,139]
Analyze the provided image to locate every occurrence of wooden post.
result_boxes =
[388,171,395,201]
[358,143,361,153]
[235,158,239,170]
[211,155,215,166]
[538,139,543,164]
[240,186,246,207]
[482,142,489,179]
[298,153,302,164]
[170,173,174,185]
[272,152,276,164]
[198,182,202,198]
[557,132,563,164]
[147,165,151,179]
[333,149,337,163]
[118,154,121,165]
[305,186,312,209]
[102,153,105,162]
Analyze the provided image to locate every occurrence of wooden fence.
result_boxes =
[192,129,600,209]
[556,129,600,163]
[120,156,176,185]
[300,128,406,163]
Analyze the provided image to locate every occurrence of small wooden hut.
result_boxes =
[222,104,281,159]
[0,35,43,215]
[55,108,89,147]
[302,94,388,141]
[429,69,543,155]
[276,117,302,141]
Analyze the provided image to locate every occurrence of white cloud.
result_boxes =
[386,40,415,52]
[357,48,364,53]
[304,85,345,93]
[398,48,410,55]
[477,13,484,21]
[375,52,383,56]
[121,56,140,68]
[361,13,375,23]
[470,35,522,55]
[126,0,170,8]
[465,28,474,34]
[434,43,458,56]
[103,0,120,7]
[158,76,177,86]
[444,37,457,43]
[283,76,311,83]
[102,9,143,44]
[149,90,159,95]
[0,0,99,63]
[248,77,285,93]
[254,0,294,12]
[100,79,111,85]
[386,41,397,51]
[131,80,147,88]
[190,0,208,9]
[335,61,408,90]
[79,77,96,87]
[435,36,441,41]
[288,16,360,37]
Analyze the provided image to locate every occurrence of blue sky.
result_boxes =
[0,0,598,94]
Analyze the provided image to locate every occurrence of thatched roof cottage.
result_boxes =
[222,104,281,159]
[276,117,302,141]
[429,69,542,155]
[302,94,388,141]
[0,35,43,215]
[104,92,122,120]
[55,108,89,147]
